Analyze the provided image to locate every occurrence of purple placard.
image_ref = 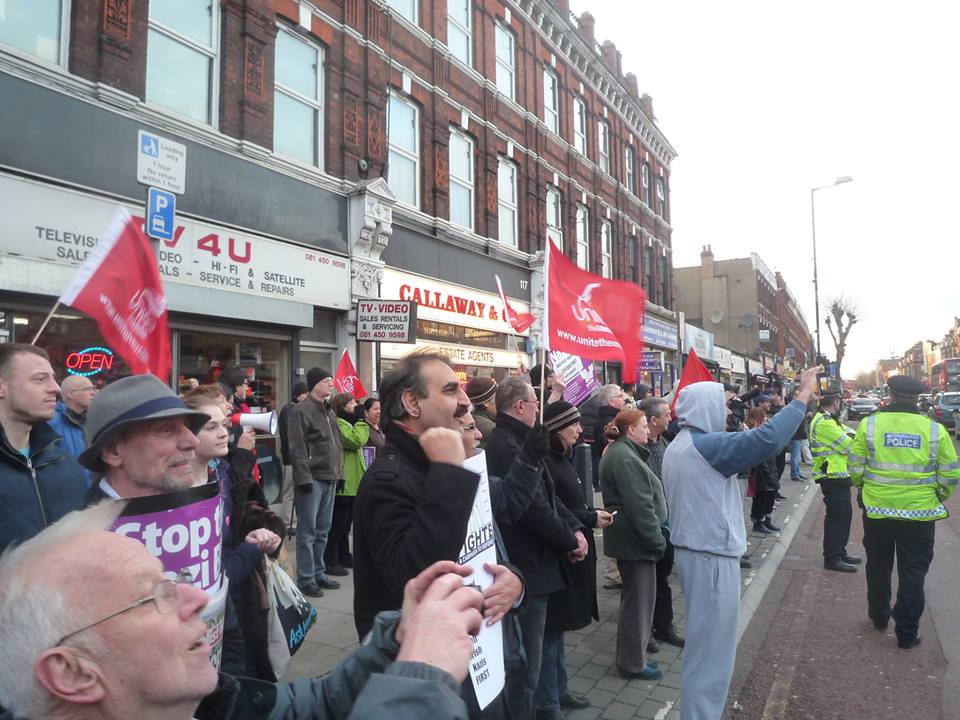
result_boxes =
[550,350,601,407]
[362,446,376,468]
[112,481,224,592]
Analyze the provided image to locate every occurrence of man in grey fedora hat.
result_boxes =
[79,374,210,500]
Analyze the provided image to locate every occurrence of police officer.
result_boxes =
[848,375,960,648]
[809,383,860,572]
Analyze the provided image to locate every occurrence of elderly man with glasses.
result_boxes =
[0,502,484,720]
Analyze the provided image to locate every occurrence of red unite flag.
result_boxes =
[58,209,171,380]
[334,350,368,399]
[670,347,715,413]
[495,274,535,334]
[542,234,646,383]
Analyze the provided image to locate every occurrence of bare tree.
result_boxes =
[854,370,876,392]
[824,295,859,380]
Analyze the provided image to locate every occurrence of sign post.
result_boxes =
[137,130,187,195]
[146,187,176,241]
[356,300,418,343]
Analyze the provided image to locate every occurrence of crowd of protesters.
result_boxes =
[0,339,833,720]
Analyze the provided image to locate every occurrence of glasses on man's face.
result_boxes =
[461,423,477,433]
[522,397,540,406]
[54,569,194,647]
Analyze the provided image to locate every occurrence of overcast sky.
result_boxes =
[570,0,960,377]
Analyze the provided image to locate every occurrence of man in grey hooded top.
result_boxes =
[661,366,818,720]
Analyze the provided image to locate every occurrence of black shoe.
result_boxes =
[763,518,781,532]
[824,558,858,573]
[740,557,752,569]
[559,690,591,710]
[653,626,686,648]
[326,564,350,576]
[317,577,341,590]
[298,581,324,598]
[340,557,353,569]
[776,493,788,500]
[646,636,660,654]
[872,618,889,631]
[898,636,921,649]
[842,554,863,565]
[753,521,774,534]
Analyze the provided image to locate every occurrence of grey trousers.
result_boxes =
[280,464,295,529]
[616,559,657,674]
[675,548,740,720]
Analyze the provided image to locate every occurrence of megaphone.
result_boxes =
[231,411,278,435]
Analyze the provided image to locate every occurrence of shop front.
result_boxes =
[731,353,748,391]
[715,346,734,387]
[683,322,719,380]
[636,313,680,396]
[748,358,766,389]
[0,172,351,415]
[377,269,530,382]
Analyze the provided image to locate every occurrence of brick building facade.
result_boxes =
[0,0,677,392]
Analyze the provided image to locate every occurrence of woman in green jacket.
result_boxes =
[599,408,668,681]
[325,392,370,574]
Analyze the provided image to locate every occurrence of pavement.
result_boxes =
[281,457,822,719]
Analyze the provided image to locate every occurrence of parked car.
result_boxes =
[847,397,880,420]
[929,392,960,428]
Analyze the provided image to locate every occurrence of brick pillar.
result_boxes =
[219,0,276,148]
[70,0,150,98]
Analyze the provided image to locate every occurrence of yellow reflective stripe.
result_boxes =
[863,470,937,486]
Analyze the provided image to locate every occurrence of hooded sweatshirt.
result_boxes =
[662,382,805,557]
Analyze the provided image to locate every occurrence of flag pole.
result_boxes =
[30,301,61,345]
[538,345,546,423]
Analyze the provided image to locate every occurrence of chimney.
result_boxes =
[625,72,639,100]
[600,40,622,76]
[640,93,655,120]
[700,244,714,279]
[579,12,595,46]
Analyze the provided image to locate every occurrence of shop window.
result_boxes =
[0,0,68,64]
[388,0,417,24]
[449,129,474,231]
[598,119,610,174]
[387,93,420,208]
[575,204,589,270]
[178,330,289,413]
[274,27,323,167]
[300,309,338,344]
[494,22,515,100]
[146,0,218,125]
[12,310,133,386]
[543,68,559,135]
[447,0,471,65]
[546,186,562,245]
[497,157,517,247]
[600,220,612,279]
[416,320,513,350]
[573,96,587,156]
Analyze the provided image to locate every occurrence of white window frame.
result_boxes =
[497,157,518,247]
[656,177,666,217]
[146,0,220,126]
[448,128,475,231]
[575,204,589,270]
[598,119,610,174]
[543,68,559,135]
[573,96,587,156]
[273,26,324,167]
[494,22,515,100]
[600,220,613,278]
[546,185,562,243]
[624,148,635,195]
[0,0,72,66]
[642,163,651,205]
[388,0,417,24]
[388,92,420,209]
[447,0,471,65]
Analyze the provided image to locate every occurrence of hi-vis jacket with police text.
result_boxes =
[848,404,960,521]
[808,410,853,481]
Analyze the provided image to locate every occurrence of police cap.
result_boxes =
[819,383,843,401]
[888,375,925,397]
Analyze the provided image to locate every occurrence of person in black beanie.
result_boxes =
[287,367,344,597]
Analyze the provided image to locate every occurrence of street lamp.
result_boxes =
[811,175,853,357]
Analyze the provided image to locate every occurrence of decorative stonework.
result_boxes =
[344,97,359,148]
[367,110,384,160]
[434,145,447,188]
[347,178,396,299]
[103,0,131,39]
[345,0,358,27]
[244,39,264,98]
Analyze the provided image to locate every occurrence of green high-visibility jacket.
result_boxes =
[808,410,852,481]
[848,407,960,521]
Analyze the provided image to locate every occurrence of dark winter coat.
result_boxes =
[0,421,87,553]
[590,404,620,465]
[48,400,92,487]
[750,455,780,493]
[288,396,344,485]
[486,413,583,596]
[352,422,481,639]
[543,448,598,632]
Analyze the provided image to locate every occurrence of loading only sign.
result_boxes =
[356,300,417,343]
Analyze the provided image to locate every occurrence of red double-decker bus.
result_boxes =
[931,358,960,392]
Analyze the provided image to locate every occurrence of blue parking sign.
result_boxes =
[146,187,176,241]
